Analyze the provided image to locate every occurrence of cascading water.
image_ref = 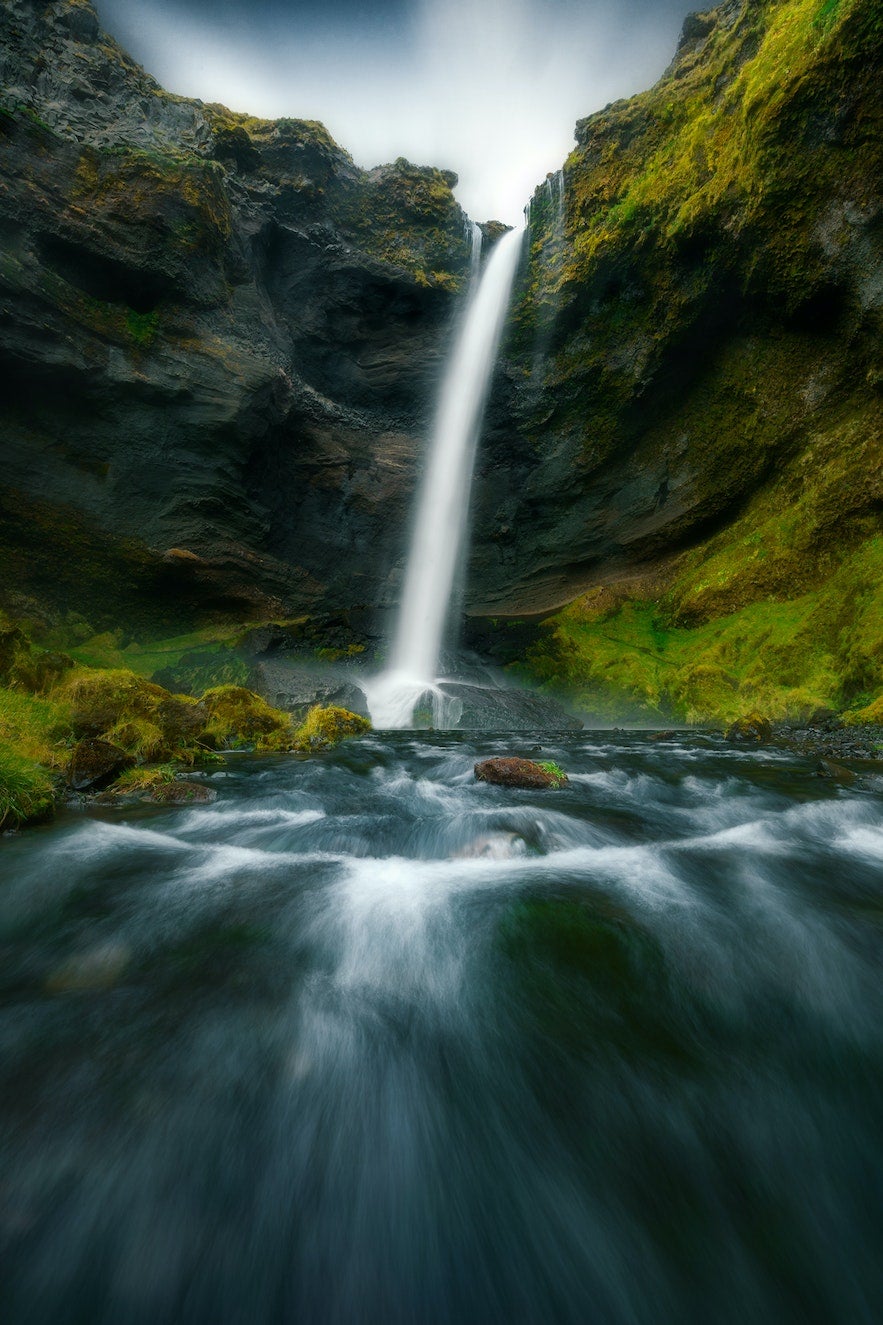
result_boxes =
[365,225,524,729]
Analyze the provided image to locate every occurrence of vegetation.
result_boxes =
[518,529,883,724]
[292,705,371,751]
[504,0,883,724]
[0,625,371,832]
[537,760,568,787]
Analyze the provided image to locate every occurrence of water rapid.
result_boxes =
[2,733,881,1324]
[366,227,524,729]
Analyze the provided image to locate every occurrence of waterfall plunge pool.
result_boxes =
[1,730,882,1324]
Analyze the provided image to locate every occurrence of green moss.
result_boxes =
[292,705,371,751]
[125,308,159,346]
[0,687,72,770]
[57,668,207,760]
[518,529,883,724]
[0,684,71,830]
[537,760,568,787]
[200,685,293,751]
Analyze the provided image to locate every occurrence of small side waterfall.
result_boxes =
[366,225,523,729]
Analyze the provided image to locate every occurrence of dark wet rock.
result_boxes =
[150,781,218,805]
[437,681,581,731]
[807,708,843,731]
[67,739,133,791]
[772,720,883,763]
[474,758,567,790]
[648,730,677,742]
[248,660,371,721]
[0,0,473,632]
[725,714,772,745]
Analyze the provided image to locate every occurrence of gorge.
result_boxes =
[0,0,880,732]
[2,3,883,1323]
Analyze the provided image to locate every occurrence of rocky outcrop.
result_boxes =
[0,0,474,632]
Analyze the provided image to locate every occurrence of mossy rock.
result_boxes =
[291,704,371,751]
[199,684,293,751]
[59,668,207,759]
[725,713,773,744]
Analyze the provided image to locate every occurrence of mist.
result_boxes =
[97,0,689,224]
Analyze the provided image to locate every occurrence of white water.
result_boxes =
[366,225,524,729]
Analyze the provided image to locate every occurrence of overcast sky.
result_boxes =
[95,0,689,224]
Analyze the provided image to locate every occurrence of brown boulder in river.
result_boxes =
[474,758,567,790]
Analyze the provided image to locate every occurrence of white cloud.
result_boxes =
[99,0,684,224]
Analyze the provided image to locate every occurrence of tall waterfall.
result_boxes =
[366,225,524,728]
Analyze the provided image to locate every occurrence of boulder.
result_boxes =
[474,757,567,790]
[67,739,132,791]
[725,713,772,745]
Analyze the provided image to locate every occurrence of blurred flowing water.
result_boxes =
[1,732,882,1324]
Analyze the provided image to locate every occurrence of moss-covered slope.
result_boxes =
[469,0,882,722]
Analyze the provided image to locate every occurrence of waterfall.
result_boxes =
[365,225,524,729]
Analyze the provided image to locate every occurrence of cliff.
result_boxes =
[0,0,472,633]
[469,0,883,721]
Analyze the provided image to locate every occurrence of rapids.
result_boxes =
[1,731,881,1324]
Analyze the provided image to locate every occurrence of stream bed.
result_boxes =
[1,731,882,1324]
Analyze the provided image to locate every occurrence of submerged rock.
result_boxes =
[454,832,529,859]
[474,758,567,790]
[815,759,856,783]
[46,941,131,993]
[67,738,132,791]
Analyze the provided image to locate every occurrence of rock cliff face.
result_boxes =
[464,0,882,721]
[470,0,881,618]
[0,0,472,631]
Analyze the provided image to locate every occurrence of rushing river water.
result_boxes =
[1,731,881,1325]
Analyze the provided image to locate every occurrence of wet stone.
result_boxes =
[67,738,133,792]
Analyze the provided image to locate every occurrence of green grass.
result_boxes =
[537,760,568,787]
[0,746,55,831]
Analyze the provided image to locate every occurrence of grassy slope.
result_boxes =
[514,0,883,723]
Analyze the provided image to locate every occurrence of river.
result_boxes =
[1,731,881,1323]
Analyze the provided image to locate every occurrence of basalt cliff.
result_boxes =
[0,0,473,632]
[1,0,882,724]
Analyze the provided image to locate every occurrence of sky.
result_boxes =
[95,0,690,224]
